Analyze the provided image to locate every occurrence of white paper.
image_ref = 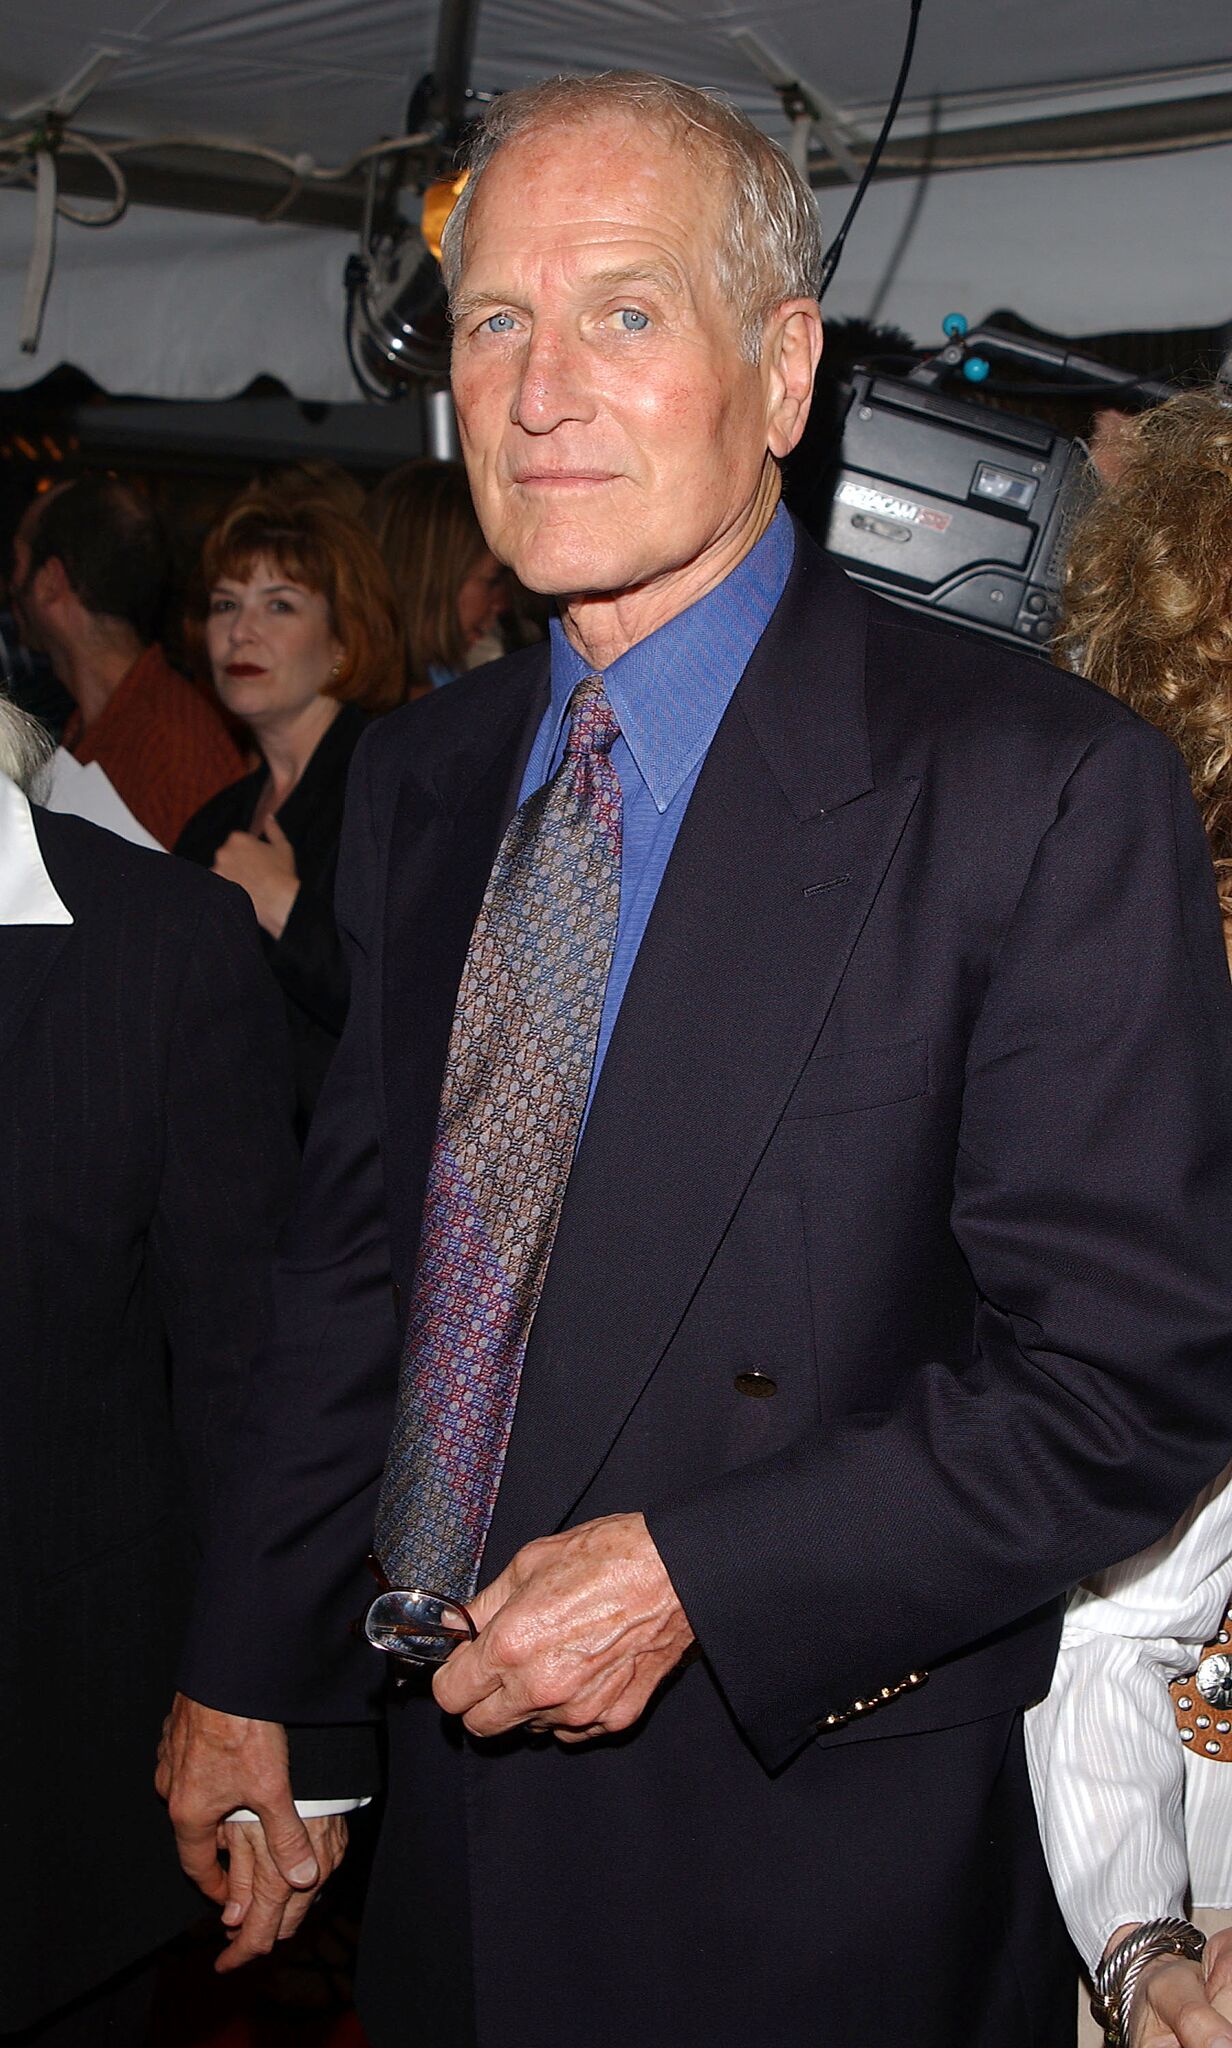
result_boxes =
[44,749,166,853]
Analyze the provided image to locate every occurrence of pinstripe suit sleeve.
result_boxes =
[149,878,300,1538]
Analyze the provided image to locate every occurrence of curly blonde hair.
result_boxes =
[1054,387,1232,917]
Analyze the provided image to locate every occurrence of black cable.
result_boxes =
[818,0,923,300]
[845,348,925,372]
[955,373,1178,402]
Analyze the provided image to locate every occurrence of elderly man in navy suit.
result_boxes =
[160,72,1232,2048]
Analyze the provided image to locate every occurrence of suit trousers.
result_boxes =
[355,1680,1076,2048]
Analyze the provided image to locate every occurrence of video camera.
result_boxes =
[825,322,1174,651]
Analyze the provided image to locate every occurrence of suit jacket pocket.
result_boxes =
[783,1034,929,1120]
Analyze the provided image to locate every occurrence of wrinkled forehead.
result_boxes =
[459,111,729,278]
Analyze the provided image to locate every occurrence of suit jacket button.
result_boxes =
[392,1281,402,1315]
[734,1371,777,1398]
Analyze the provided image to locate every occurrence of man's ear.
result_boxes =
[31,554,70,607]
[764,301,824,461]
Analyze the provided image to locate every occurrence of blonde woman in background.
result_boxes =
[365,457,512,695]
[1055,387,1232,957]
[1029,387,1232,2048]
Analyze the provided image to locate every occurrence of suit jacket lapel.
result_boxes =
[381,654,549,1280]
[0,926,71,1065]
[0,806,74,1063]
[485,549,920,1564]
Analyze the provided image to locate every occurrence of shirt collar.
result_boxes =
[546,503,796,813]
[0,772,73,925]
[61,641,160,754]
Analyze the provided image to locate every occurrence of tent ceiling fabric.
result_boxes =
[1,1,1229,400]
[5,0,1231,156]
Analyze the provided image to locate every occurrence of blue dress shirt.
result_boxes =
[517,504,796,1110]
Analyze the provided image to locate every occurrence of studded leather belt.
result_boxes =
[1171,1602,1232,1760]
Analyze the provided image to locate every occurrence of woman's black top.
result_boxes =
[175,701,368,1137]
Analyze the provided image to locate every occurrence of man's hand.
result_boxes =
[214,1813,348,1973]
[432,1512,694,1743]
[1103,1924,1232,2047]
[156,1693,345,1970]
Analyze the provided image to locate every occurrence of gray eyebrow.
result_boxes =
[451,261,688,326]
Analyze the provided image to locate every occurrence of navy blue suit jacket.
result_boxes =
[182,534,1232,2047]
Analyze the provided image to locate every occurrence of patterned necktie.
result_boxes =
[374,676,623,1595]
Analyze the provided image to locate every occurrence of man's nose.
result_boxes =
[511,326,595,434]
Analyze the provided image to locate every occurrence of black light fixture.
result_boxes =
[344,165,469,398]
[345,232,450,395]
[344,0,480,407]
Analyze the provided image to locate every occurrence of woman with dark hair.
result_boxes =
[1030,387,1232,2048]
[364,457,510,694]
[176,492,404,1134]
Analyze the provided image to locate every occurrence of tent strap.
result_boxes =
[19,151,57,353]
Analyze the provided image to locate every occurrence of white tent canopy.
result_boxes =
[2,0,1229,401]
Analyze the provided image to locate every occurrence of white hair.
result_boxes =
[440,70,823,364]
[0,695,55,800]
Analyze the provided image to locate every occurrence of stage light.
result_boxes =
[345,229,450,397]
[344,170,471,402]
[421,170,469,262]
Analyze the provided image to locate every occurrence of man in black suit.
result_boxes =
[162,74,1232,2047]
[0,697,331,2042]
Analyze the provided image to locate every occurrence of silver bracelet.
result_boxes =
[1090,1917,1207,2047]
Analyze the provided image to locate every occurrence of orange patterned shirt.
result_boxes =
[64,644,244,850]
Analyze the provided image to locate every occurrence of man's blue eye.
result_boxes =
[484,312,517,334]
[618,308,649,332]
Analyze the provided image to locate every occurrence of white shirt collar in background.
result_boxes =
[0,772,74,925]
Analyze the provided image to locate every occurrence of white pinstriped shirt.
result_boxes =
[1026,1460,1232,1969]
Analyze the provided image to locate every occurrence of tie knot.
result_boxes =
[566,676,620,759]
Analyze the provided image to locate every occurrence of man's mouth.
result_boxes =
[510,471,617,488]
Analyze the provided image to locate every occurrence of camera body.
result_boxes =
[826,370,1096,652]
